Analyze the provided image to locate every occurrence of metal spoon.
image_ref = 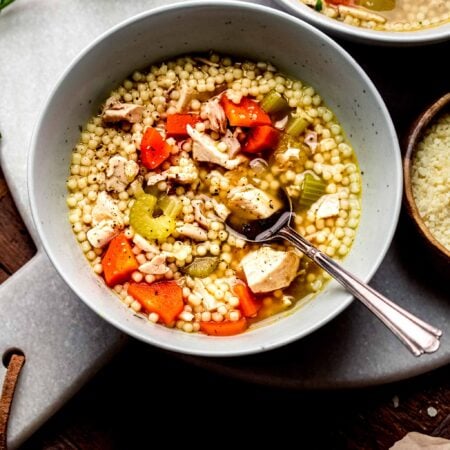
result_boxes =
[226,189,442,356]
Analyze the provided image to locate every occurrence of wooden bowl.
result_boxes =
[404,93,450,261]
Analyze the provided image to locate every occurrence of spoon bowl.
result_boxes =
[226,188,293,242]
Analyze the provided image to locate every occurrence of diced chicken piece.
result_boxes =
[221,129,241,158]
[188,124,228,166]
[275,147,301,167]
[223,89,243,104]
[191,200,211,228]
[133,234,160,254]
[106,155,139,193]
[87,192,124,248]
[87,220,121,249]
[202,98,227,134]
[176,84,197,112]
[91,191,124,226]
[304,131,318,153]
[241,247,300,293]
[192,278,220,311]
[211,198,230,221]
[146,171,168,186]
[102,97,144,123]
[139,254,169,275]
[187,125,245,170]
[165,157,199,184]
[146,158,198,187]
[308,194,340,220]
[176,224,208,241]
[196,195,230,222]
[227,185,282,220]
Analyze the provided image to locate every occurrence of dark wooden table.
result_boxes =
[1,39,449,450]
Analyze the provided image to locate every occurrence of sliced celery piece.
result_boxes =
[285,116,308,138]
[130,194,175,240]
[182,256,219,278]
[299,174,327,209]
[261,90,289,114]
[158,195,183,219]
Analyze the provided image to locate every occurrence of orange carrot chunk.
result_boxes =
[242,125,280,154]
[220,95,272,127]
[233,283,262,317]
[166,114,200,138]
[102,233,139,287]
[140,127,172,169]
[200,318,248,336]
[128,281,183,325]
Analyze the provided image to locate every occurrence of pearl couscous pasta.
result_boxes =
[301,0,450,32]
[411,111,450,251]
[66,53,361,336]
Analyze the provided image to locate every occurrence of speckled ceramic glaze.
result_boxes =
[275,0,450,46]
[28,1,402,356]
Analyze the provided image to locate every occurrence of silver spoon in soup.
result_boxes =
[226,187,442,356]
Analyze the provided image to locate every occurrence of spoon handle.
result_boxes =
[277,226,442,356]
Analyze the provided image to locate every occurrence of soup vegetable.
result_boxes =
[303,0,450,31]
[66,53,361,336]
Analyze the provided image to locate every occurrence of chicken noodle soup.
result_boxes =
[66,53,362,336]
[302,0,450,32]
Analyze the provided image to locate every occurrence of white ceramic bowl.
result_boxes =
[28,1,402,356]
[275,0,450,46]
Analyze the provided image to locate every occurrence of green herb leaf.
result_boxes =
[0,0,16,12]
[315,0,323,11]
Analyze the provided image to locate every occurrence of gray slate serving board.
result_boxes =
[0,0,448,448]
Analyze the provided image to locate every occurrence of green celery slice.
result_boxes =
[260,90,290,114]
[130,194,175,240]
[299,174,327,209]
[285,115,308,137]
[182,256,219,278]
[158,195,183,219]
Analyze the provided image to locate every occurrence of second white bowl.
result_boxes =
[275,0,450,46]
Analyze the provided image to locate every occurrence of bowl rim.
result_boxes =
[403,92,450,261]
[28,0,403,356]
[274,0,450,46]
